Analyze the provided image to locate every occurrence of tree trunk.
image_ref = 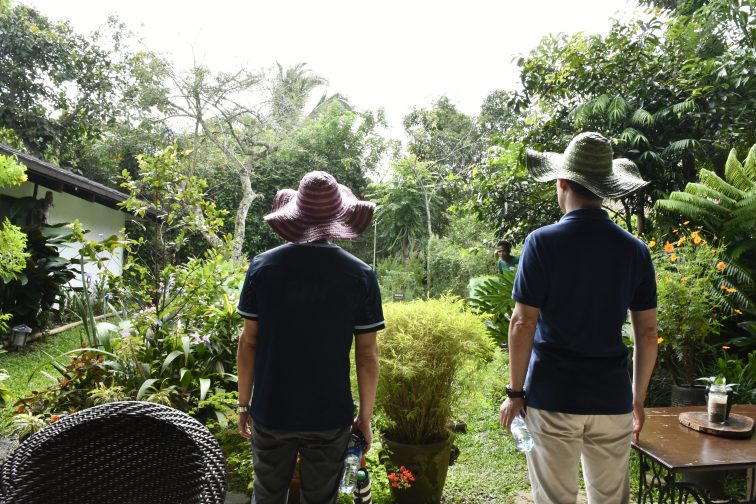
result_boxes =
[232,164,258,261]
[635,191,646,237]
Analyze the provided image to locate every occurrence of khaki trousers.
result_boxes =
[524,407,633,504]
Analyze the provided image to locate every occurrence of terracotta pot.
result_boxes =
[382,436,452,504]
[670,384,707,406]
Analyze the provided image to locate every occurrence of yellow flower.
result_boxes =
[735,309,743,315]
[681,277,689,285]
[664,242,675,252]
[670,253,678,262]
[721,345,730,350]
[657,337,664,344]
[725,287,737,293]
[676,236,686,246]
[648,240,656,248]
[710,249,717,254]
[682,221,690,225]
[716,261,726,271]
[690,231,702,244]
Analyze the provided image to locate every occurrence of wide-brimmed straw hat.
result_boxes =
[264,171,375,244]
[525,132,649,198]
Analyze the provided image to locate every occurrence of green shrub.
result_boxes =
[376,298,494,444]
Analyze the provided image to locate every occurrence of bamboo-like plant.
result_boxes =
[376,298,494,444]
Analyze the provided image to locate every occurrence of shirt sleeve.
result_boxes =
[237,259,259,320]
[512,234,547,308]
[354,269,385,334]
[630,246,657,311]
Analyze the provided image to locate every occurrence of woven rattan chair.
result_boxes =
[0,401,227,504]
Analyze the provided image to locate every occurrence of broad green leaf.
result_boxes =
[137,378,158,400]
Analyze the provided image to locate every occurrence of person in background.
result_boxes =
[498,132,658,504]
[236,171,384,504]
[497,240,519,273]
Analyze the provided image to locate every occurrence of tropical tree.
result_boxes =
[167,63,349,260]
[0,5,168,172]
[500,1,756,234]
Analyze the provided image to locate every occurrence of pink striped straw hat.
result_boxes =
[264,171,375,243]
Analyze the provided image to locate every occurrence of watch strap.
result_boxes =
[505,385,526,399]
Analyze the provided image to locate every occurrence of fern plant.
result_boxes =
[656,143,756,256]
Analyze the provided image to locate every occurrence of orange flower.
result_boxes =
[735,309,743,315]
[690,231,702,244]
[715,261,726,271]
[710,249,717,254]
[670,253,678,262]
[663,242,674,252]
[725,287,737,293]
[657,337,664,344]
[648,240,656,248]
[676,236,686,246]
[50,415,60,423]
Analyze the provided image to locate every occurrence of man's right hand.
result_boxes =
[238,411,252,439]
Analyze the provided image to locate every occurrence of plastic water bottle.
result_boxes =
[339,432,364,494]
[511,415,534,452]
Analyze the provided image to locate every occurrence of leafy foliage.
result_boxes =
[467,270,517,345]
[0,155,28,298]
[376,298,494,444]
[651,230,731,385]
[0,223,76,329]
[15,146,244,425]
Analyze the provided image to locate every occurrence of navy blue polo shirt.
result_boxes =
[513,208,656,414]
[237,242,384,431]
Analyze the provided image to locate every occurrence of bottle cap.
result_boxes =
[356,469,368,481]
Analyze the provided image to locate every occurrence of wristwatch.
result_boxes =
[237,403,249,414]
[505,385,526,399]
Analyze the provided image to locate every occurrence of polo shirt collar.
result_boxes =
[560,207,609,222]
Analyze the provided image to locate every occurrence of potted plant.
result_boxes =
[696,375,738,421]
[652,229,727,405]
[376,297,494,503]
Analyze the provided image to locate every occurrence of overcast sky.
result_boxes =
[26,0,636,140]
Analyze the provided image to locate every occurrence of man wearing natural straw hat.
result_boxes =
[498,132,659,504]
[236,171,383,503]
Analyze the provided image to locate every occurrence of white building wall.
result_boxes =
[1,183,126,286]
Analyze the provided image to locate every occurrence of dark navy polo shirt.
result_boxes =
[237,242,384,431]
[513,208,656,415]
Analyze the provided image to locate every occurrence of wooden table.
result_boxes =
[632,405,756,503]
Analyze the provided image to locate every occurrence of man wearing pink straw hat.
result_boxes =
[236,171,383,504]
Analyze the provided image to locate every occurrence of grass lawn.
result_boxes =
[0,326,86,403]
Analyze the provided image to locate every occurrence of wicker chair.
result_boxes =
[0,401,228,504]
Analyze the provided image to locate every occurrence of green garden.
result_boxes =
[0,0,755,502]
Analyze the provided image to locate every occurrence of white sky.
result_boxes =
[25,0,635,140]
